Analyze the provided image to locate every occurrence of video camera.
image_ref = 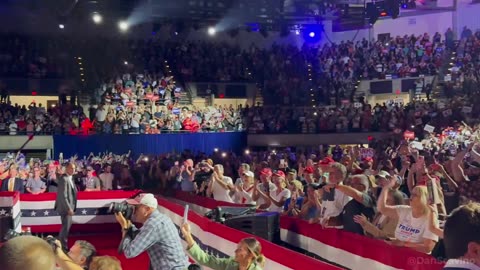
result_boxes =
[108,202,135,220]
[4,229,58,252]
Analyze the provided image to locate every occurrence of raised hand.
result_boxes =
[353,214,367,226]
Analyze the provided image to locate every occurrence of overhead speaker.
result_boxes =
[386,0,400,19]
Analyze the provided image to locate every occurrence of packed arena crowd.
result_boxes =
[1,94,479,135]
[1,28,479,136]
[443,27,480,98]
[2,117,480,259]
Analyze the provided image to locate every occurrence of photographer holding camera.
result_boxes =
[115,193,189,270]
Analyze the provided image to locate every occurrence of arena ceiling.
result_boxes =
[1,0,329,28]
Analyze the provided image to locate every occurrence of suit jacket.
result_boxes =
[54,174,78,215]
[1,177,24,193]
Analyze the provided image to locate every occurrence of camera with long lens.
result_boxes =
[4,229,58,251]
[109,202,139,254]
[108,202,135,220]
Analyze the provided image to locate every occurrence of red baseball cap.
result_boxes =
[363,157,374,163]
[304,166,314,174]
[273,170,286,178]
[260,168,272,176]
[319,157,335,165]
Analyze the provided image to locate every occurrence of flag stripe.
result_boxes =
[13,211,21,232]
[12,201,20,217]
[0,192,19,206]
[21,215,116,226]
[20,198,127,210]
[0,197,12,207]
[19,191,139,201]
[20,207,113,218]
[280,229,400,270]
[28,223,121,233]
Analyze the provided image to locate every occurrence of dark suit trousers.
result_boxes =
[59,214,72,250]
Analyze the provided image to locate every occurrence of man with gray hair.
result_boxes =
[68,240,97,269]
[325,174,375,235]
[54,239,97,270]
[235,163,251,185]
[319,162,351,227]
[230,163,251,198]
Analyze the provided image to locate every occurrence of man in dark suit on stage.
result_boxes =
[54,163,78,250]
[443,202,480,270]
[0,164,24,193]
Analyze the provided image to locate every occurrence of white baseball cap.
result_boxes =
[126,193,157,208]
[376,170,391,179]
[244,171,254,178]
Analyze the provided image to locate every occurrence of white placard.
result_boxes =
[424,124,435,133]
[462,106,472,113]
[183,205,189,224]
[411,141,424,150]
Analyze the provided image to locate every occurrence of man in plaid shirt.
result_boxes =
[115,193,189,270]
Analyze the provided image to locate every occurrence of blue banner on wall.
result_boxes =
[53,132,247,159]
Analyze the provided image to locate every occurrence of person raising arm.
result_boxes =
[181,222,265,270]
[378,178,438,254]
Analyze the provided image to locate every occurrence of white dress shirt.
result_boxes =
[66,175,75,189]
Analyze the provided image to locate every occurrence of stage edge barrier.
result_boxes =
[173,191,445,270]
[0,190,141,233]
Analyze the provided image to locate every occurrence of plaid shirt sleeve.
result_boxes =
[122,222,158,258]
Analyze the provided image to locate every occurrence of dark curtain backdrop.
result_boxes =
[53,132,247,159]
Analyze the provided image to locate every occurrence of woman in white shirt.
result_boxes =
[207,164,235,203]
[377,179,438,253]
[233,171,256,205]
[265,171,291,212]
